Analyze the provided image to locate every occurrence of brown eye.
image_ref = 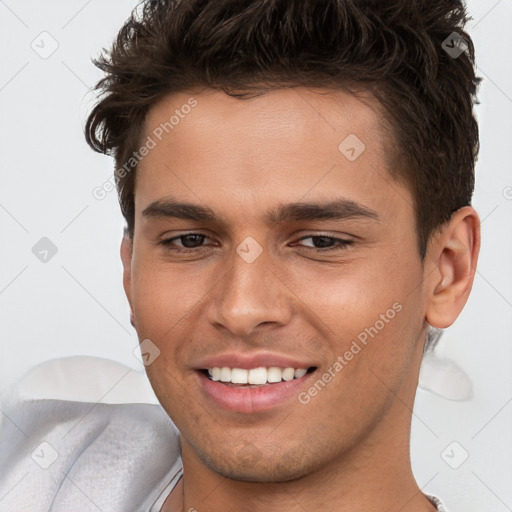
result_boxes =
[176,234,207,248]
[160,233,212,253]
[296,236,353,251]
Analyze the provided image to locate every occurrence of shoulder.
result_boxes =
[0,357,181,512]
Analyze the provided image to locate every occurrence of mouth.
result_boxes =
[200,366,317,387]
[196,365,318,413]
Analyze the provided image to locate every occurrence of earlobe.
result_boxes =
[425,206,480,329]
[120,234,135,328]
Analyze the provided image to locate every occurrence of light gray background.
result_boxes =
[0,1,511,510]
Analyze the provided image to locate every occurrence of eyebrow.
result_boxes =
[142,196,380,225]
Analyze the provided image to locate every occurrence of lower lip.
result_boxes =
[197,370,315,414]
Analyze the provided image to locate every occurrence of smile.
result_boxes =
[205,366,312,386]
[197,366,317,413]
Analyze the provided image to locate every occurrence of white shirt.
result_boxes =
[0,397,183,511]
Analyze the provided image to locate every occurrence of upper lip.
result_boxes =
[194,352,317,370]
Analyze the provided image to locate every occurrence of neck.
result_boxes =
[175,457,432,512]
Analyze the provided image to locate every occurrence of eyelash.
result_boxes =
[159,233,354,253]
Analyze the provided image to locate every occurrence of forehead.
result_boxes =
[135,87,411,224]
[142,87,386,157]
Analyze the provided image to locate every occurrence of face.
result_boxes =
[123,88,430,482]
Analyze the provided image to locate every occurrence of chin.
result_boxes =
[193,440,319,483]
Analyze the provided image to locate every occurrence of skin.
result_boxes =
[120,88,480,512]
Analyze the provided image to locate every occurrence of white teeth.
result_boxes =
[248,367,267,385]
[220,367,231,382]
[294,368,307,378]
[267,367,282,383]
[282,367,295,381]
[206,366,310,385]
[231,368,248,384]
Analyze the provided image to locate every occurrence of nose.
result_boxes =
[206,248,293,337]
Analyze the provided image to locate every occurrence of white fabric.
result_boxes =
[419,351,473,402]
[12,356,159,404]
[428,494,449,511]
[0,397,182,511]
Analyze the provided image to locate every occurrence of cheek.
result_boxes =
[131,257,203,328]
[129,265,192,375]
[284,256,411,330]
[286,249,424,376]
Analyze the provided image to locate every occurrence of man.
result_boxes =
[0,0,481,510]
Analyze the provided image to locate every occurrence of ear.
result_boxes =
[120,232,135,328]
[425,206,480,329]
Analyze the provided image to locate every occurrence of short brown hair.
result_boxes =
[85,0,481,261]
